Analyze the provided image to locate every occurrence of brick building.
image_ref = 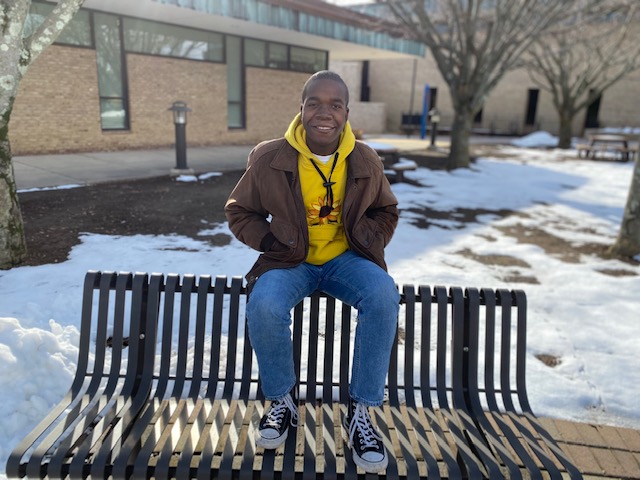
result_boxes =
[336,2,640,138]
[13,1,638,156]
[332,53,640,138]
[11,0,422,155]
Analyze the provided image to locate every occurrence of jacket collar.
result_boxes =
[270,139,372,178]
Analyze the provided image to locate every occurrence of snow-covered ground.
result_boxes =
[1,136,639,477]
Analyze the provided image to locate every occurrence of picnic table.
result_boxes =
[576,133,638,162]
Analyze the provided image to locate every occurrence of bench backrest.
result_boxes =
[79,271,531,416]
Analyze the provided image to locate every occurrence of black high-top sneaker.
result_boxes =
[343,398,388,472]
[256,390,298,449]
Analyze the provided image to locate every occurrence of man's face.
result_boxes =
[301,79,349,156]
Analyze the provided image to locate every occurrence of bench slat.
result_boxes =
[6,271,582,479]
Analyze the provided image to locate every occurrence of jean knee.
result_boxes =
[362,275,400,313]
[246,290,290,331]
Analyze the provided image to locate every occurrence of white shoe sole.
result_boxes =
[352,452,388,473]
[256,429,288,449]
[342,421,388,473]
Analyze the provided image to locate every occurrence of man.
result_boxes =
[225,70,399,473]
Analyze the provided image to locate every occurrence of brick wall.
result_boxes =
[11,47,314,155]
[122,54,228,149]
[598,68,640,131]
[11,46,103,154]
[351,46,639,137]
[15,42,635,154]
[367,56,453,133]
[244,67,309,142]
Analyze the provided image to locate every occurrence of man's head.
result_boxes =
[300,71,350,156]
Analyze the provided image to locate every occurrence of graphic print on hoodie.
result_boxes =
[284,113,356,265]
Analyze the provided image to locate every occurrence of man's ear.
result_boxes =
[345,107,349,119]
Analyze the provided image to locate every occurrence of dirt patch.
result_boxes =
[535,354,562,368]
[405,206,516,230]
[14,150,638,275]
[456,248,531,268]
[596,268,638,277]
[501,273,540,285]
[497,223,639,273]
[456,248,541,284]
[18,172,243,266]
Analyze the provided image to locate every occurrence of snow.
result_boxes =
[176,171,223,182]
[17,184,82,194]
[510,131,560,148]
[1,146,639,476]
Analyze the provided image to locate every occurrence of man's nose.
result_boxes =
[316,103,332,116]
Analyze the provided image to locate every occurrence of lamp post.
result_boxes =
[169,101,193,175]
[428,108,440,151]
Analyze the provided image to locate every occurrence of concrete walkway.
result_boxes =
[14,145,254,190]
[13,135,505,190]
[13,136,447,190]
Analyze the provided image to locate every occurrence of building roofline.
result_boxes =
[83,0,423,60]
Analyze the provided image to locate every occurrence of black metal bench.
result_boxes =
[401,113,423,136]
[7,271,582,479]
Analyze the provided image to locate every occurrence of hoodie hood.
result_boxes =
[284,113,356,161]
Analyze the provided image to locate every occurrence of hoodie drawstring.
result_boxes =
[308,152,339,218]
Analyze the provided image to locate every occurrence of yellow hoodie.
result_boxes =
[284,114,356,265]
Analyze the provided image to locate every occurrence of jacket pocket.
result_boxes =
[351,217,383,252]
[264,219,299,262]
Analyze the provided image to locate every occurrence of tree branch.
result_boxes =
[23,0,85,66]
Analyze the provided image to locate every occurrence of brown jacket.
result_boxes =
[225,138,399,284]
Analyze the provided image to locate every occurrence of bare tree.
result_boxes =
[383,0,592,169]
[524,2,640,148]
[609,159,640,258]
[0,0,85,269]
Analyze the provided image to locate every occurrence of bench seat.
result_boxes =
[384,160,418,183]
[576,143,637,161]
[7,271,582,479]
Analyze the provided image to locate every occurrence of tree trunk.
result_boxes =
[0,103,27,269]
[557,112,574,149]
[608,158,640,258]
[448,109,473,169]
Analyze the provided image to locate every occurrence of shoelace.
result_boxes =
[264,394,299,428]
[347,403,382,449]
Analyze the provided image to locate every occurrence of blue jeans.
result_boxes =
[246,250,399,406]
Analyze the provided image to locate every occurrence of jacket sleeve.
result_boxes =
[368,170,399,247]
[358,145,398,247]
[224,152,272,252]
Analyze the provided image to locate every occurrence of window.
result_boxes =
[474,108,483,125]
[244,39,267,67]
[25,1,92,47]
[267,43,288,69]
[94,13,129,130]
[361,61,370,102]
[227,36,245,128]
[123,18,223,62]
[290,47,327,73]
[584,90,602,129]
[429,87,438,109]
[525,89,539,126]
[244,40,292,70]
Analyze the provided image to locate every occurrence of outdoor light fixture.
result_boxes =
[169,101,193,174]
[170,100,191,125]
